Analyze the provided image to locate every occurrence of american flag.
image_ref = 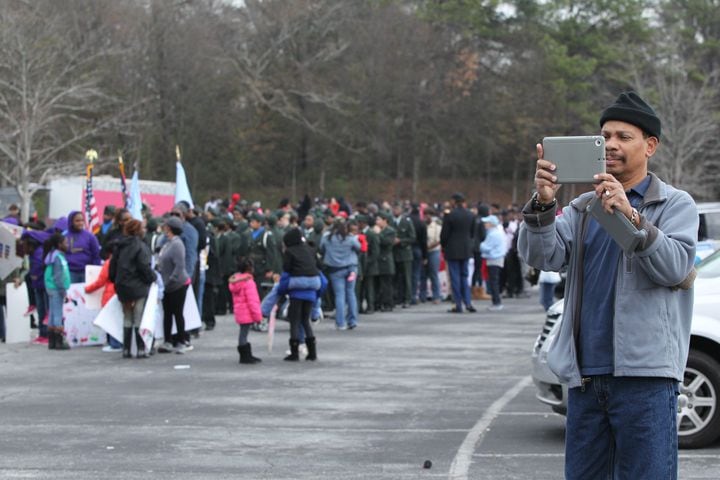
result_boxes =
[118,156,129,208]
[85,150,101,234]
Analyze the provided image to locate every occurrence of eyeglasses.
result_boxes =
[170,212,182,217]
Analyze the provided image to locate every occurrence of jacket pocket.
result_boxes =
[622,255,655,290]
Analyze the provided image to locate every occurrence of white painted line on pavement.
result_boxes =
[474,453,564,458]
[448,375,533,480]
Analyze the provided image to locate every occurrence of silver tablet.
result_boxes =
[542,135,606,184]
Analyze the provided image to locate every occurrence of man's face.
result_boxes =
[304,215,314,229]
[278,214,289,228]
[601,120,658,182]
[376,217,387,229]
[249,219,261,230]
[119,212,132,226]
[233,211,243,221]
[170,210,184,221]
[392,206,402,218]
[103,212,113,222]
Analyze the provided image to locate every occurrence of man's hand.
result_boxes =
[265,271,274,279]
[593,173,633,219]
[13,278,21,289]
[534,143,561,203]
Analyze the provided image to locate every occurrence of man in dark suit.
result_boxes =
[440,193,477,313]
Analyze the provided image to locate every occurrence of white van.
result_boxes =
[697,202,720,261]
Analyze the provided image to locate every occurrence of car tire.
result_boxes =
[678,350,720,449]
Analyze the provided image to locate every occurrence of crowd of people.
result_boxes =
[0,192,543,361]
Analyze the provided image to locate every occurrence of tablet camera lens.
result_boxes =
[595,139,602,147]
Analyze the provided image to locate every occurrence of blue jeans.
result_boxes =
[423,250,441,301]
[487,265,502,306]
[46,289,65,328]
[328,266,358,328]
[447,259,471,310]
[566,376,678,480]
[539,282,556,311]
[34,287,48,338]
[411,246,423,302]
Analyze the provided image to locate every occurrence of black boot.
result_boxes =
[135,329,148,358]
[305,337,317,361]
[48,330,56,350]
[283,340,300,361]
[247,343,262,363]
[55,328,69,350]
[122,327,132,358]
[238,344,260,364]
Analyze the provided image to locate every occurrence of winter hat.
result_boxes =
[599,92,661,139]
[283,227,303,247]
[164,216,183,234]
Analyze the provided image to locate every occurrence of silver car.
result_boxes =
[531,249,720,449]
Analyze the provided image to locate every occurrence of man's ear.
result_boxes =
[645,136,659,158]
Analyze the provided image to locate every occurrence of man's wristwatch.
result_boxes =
[630,208,640,227]
[531,192,556,212]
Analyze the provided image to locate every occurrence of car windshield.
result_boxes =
[697,249,720,278]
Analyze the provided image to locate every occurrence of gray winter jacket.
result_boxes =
[158,236,189,293]
[518,173,697,388]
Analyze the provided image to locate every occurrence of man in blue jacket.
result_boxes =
[519,92,697,479]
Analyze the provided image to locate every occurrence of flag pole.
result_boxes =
[84,149,100,234]
[118,152,128,207]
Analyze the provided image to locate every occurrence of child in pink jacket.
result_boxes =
[228,258,262,364]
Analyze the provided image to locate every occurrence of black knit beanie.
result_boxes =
[599,91,661,140]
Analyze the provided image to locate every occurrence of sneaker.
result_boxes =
[175,343,187,354]
[348,324,358,330]
[180,340,194,352]
[466,305,477,313]
[336,324,348,331]
[23,305,37,317]
[32,336,49,345]
[102,345,123,353]
[158,342,174,353]
[487,304,504,312]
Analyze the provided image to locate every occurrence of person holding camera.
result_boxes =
[519,92,697,479]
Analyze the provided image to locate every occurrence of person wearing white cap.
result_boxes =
[479,215,507,311]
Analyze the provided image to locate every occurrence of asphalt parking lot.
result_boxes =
[1,293,718,479]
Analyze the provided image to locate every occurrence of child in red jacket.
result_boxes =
[85,255,122,352]
[228,258,262,364]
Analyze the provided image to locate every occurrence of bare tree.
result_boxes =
[631,36,720,200]
[0,1,143,222]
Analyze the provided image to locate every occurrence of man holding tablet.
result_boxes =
[519,92,698,479]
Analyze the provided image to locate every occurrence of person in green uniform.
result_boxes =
[216,219,242,314]
[245,212,281,297]
[374,212,396,312]
[391,203,416,308]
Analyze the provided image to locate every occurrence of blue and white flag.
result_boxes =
[174,161,194,208]
[128,170,143,220]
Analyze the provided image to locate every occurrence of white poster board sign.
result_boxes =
[93,283,199,344]
[5,282,30,344]
[83,264,104,311]
[63,284,105,348]
[0,221,23,281]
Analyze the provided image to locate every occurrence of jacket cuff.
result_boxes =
[635,213,659,252]
[521,199,557,228]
